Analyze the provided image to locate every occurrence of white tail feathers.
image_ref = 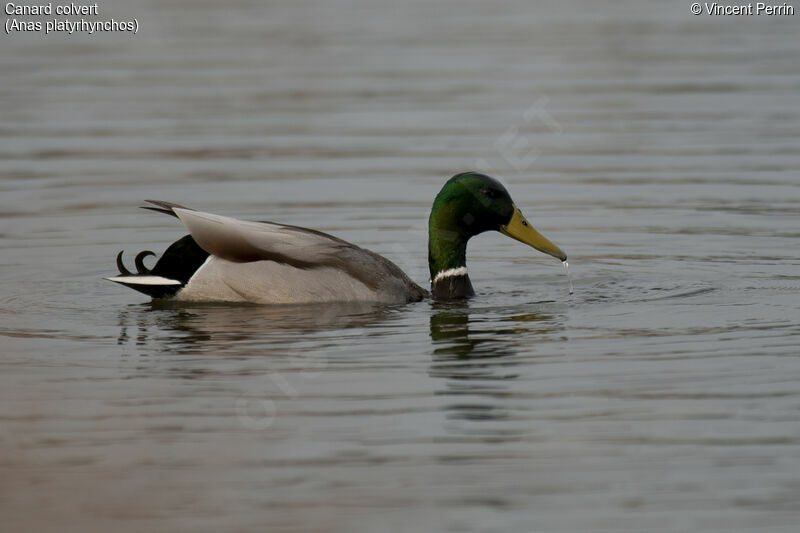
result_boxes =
[105,276,181,286]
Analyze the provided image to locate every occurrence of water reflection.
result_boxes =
[116,301,389,356]
[429,300,518,378]
[429,300,561,372]
[429,300,563,425]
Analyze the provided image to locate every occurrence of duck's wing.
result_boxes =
[172,208,354,269]
[140,201,426,301]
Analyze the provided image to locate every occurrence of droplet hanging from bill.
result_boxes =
[562,261,574,295]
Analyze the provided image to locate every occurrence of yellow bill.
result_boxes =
[499,206,567,261]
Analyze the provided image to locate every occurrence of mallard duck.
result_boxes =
[107,172,567,303]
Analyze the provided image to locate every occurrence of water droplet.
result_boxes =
[562,261,574,295]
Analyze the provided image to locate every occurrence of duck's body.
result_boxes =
[108,172,566,303]
[108,202,427,304]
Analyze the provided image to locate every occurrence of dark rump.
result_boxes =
[113,235,209,299]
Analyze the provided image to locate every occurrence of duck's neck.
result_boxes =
[428,213,475,299]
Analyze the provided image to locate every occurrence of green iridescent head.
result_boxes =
[428,172,566,298]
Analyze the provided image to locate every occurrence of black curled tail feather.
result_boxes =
[116,250,158,276]
[116,251,133,276]
[135,251,156,274]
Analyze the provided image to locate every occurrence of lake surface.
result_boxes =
[2,1,800,531]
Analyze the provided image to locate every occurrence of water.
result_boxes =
[2,1,800,531]
[562,260,574,295]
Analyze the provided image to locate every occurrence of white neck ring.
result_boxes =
[433,266,468,284]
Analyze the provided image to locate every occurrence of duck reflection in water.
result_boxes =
[116,301,389,356]
[429,300,562,424]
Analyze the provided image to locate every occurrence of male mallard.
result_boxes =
[107,172,567,303]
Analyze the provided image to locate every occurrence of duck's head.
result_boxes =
[428,171,566,299]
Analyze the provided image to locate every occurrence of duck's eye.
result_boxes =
[480,188,498,199]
